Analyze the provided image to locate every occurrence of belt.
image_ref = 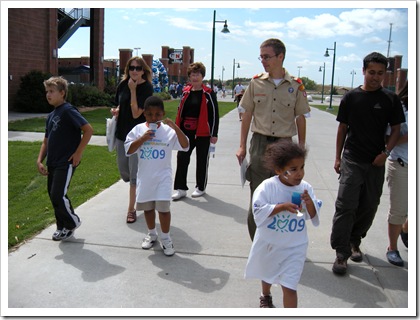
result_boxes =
[266,136,280,142]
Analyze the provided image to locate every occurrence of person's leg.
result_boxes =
[261,281,272,296]
[282,286,297,308]
[128,154,138,213]
[48,164,80,230]
[195,137,211,191]
[158,212,171,234]
[174,134,196,191]
[330,157,365,260]
[350,164,385,247]
[246,134,272,240]
[143,209,156,230]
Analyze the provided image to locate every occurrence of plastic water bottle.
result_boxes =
[209,143,216,158]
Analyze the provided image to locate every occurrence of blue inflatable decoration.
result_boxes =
[152,59,169,92]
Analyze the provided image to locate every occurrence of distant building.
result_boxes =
[383,55,407,93]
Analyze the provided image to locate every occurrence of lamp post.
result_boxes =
[210,10,229,88]
[221,66,225,85]
[319,63,325,103]
[297,66,302,78]
[350,69,356,89]
[324,41,336,111]
[134,47,141,56]
[232,59,240,98]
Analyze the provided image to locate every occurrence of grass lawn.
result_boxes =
[8,100,237,250]
[310,103,338,117]
[8,142,121,249]
[8,100,238,135]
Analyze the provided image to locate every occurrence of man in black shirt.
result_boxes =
[330,52,405,275]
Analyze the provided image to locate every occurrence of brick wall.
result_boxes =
[8,8,58,110]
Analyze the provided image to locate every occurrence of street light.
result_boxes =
[350,70,356,89]
[324,41,336,111]
[210,10,230,88]
[134,47,141,56]
[319,63,325,103]
[232,59,240,98]
[221,66,225,85]
[297,66,302,78]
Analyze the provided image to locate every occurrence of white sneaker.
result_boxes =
[191,188,206,198]
[142,233,158,249]
[161,238,175,256]
[172,189,187,201]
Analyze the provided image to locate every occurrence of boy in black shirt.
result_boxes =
[37,76,93,241]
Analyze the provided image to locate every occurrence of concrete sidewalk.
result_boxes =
[5,106,412,316]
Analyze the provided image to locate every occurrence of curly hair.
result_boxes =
[187,62,206,78]
[264,140,307,172]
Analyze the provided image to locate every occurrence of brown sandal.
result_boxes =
[126,210,137,223]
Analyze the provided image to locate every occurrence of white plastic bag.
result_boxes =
[106,116,117,152]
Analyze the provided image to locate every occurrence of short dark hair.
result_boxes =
[260,38,286,60]
[187,62,206,78]
[363,52,388,70]
[144,96,164,111]
[264,140,307,172]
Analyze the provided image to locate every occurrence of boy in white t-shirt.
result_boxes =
[125,96,189,256]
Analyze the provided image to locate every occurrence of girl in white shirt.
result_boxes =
[244,140,320,308]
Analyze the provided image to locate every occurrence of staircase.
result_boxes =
[57,8,91,48]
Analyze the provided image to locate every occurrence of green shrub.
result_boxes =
[153,91,171,101]
[14,70,52,113]
[68,84,114,107]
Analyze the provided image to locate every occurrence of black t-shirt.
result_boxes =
[336,86,405,163]
[45,102,88,167]
[114,80,154,140]
[181,89,202,119]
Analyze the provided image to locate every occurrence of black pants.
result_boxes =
[47,164,80,230]
[330,156,385,259]
[174,133,211,192]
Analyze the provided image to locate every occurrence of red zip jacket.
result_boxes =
[175,84,219,137]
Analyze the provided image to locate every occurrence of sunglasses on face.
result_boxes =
[129,66,143,71]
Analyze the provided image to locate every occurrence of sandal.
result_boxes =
[126,210,137,223]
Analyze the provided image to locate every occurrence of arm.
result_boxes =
[36,137,49,176]
[295,114,306,147]
[372,124,401,167]
[165,118,189,149]
[128,79,144,119]
[334,123,348,174]
[68,123,94,167]
[236,111,252,165]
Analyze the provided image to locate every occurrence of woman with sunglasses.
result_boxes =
[111,57,153,223]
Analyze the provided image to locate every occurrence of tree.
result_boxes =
[300,77,317,90]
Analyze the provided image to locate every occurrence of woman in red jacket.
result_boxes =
[172,62,219,200]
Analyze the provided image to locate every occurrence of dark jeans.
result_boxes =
[330,156,385,259]
[174,133,211,192]
[47,164,80,230]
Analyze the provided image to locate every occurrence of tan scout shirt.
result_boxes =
[240,70,310,138]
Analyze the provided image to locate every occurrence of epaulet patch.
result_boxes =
[292,76,303,84]
[253,73,263,79]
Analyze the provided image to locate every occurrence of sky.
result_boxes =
[55,1,414,89]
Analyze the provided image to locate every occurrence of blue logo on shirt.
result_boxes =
[267,214,305,232]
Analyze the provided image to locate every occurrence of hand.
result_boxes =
[68,152,82,167]
[37,162,48,176]
[128,78,138,91]
[283,202,301,215]
[111,107,119,117]
[236,147,246,165]
[372,152,387,167]
[210,136,218,144]
[334,158,341,174]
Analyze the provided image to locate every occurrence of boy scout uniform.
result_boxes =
[240,70,310,239]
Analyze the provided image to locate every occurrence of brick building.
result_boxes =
[8,8,104,110]
[384,55,408,94]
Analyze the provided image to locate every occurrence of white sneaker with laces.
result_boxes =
[172,189,187,200]
[142,233,158,249]
[191,188,206,198]
[161,238,175,256]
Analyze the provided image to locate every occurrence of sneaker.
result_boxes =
[161,238,175,256]
[386,249,404,267]
[332,255,348,275]
[52,229,62,241]
[59,228,74,241]
[59,220,81,241]
[350,244,363,262]
[400,231,408,248]
[191,188,206,198]
[141,233,158,249]
[259,295,275,308]
[172,189,187,201]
